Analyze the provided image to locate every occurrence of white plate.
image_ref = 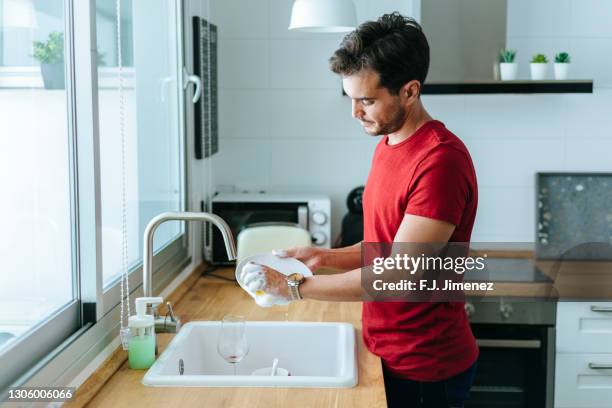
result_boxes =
[235,253,313,295]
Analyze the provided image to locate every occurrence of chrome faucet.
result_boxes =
[142,211,237,333]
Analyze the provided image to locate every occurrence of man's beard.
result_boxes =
[365,105,407,136]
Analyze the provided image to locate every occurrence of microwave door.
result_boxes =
[298,205,309,230]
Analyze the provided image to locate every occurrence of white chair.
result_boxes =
[236,222,311,263]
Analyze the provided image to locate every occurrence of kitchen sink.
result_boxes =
[142,321,358,388]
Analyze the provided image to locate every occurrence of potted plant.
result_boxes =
[499,48,518,80]
[530,53,548,80]
[554,52,571,80]
[33,31,65,89]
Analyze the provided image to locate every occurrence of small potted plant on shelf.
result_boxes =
[530,53,548,80]
[32,31,65,90]
[499,48,518,80]
[554,52,571,80]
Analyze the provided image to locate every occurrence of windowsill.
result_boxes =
[0,66,135,89]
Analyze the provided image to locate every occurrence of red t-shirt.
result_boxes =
[361,119,479,382]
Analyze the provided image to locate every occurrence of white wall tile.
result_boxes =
[219,89,271,138]
[568,38,612,87]
[186,0,213,22]
[566,138,612,171]
[463,94,568,139]
[267,0,294,39]
[566,90,612,139]
[421,95,467,137]
[268,139,375,187]
[361,0,416,22]
[506,0,571,38]
[471,187,535,242]
[212,138,271,188]
[210,0,269,39]
[218,39,270,89]
[269,39,342,89]
[464,138,565,188]
[570,0,612,37]
[267,90,363,139]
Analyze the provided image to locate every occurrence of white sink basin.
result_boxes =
[142,321,358,388]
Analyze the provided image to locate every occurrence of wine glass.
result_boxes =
[217,315,249,375]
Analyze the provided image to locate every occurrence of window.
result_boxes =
[0,0,81,392]
[0,0,188,392]
[0,0,75,355]
[94,0,185,288]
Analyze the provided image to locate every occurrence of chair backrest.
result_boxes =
[236,224,311,262]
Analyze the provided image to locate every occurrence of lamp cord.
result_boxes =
[116,0,131,350]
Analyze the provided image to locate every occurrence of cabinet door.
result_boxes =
[555,353,612,407]
[557,302,612,353]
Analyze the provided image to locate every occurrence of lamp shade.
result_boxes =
[2,0,38,29]
[289,0,357,33]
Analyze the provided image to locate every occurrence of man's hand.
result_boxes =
[273,247,328,271]
[241,262,290,301]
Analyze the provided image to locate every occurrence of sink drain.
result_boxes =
[179,358,184,375]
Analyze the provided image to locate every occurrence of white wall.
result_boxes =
[211,0,612,243]
[210,0,415,242]
[465,0,612,241]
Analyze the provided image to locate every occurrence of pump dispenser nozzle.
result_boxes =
[135,297,163,319]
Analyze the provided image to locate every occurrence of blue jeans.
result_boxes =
[383,361,478,408]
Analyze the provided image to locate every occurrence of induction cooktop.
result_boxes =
[464,258,553,283]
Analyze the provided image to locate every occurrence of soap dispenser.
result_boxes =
[128,297,163,369]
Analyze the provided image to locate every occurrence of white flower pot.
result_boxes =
[530,63,548,80]
[499,63,518,80]
[554,63,570,80]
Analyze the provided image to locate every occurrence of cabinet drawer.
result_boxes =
[557,302,612,353]
[555,353,612,407]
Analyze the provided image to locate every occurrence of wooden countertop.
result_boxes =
[81,267,387,408]
[74,253,612,407]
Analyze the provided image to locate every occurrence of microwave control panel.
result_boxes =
[308,199,331,247]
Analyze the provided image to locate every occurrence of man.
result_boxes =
[242,13,478,408]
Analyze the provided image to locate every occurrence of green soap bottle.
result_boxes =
[128,297,163,370]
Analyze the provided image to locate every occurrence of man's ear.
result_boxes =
[401,80,421,102]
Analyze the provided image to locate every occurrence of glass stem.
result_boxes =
[233,363,237,376]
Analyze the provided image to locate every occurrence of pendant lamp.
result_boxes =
[289,0,357,33]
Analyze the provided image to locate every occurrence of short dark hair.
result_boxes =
[329,12,430,95]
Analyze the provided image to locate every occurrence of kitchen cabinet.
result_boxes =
[555,302,612,407]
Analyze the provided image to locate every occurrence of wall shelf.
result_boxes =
[422,80,593,95]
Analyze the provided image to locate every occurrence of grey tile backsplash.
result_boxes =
[536,173,612,260]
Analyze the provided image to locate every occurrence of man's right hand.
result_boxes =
[272,247,328,272]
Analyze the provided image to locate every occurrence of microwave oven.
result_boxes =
[207,192,331,264]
